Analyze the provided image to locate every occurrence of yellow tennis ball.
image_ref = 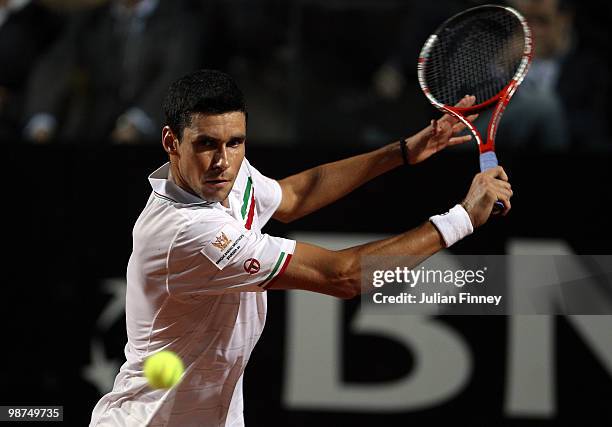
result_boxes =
[144,351,184,389]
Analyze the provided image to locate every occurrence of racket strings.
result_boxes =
[424,9,525,106]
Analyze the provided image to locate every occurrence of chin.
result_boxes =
[200,189,231,204]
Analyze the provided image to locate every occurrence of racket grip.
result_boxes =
[479,151,505,213]
[479,151,499,171]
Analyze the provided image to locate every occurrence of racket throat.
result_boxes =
[484,80,518,152]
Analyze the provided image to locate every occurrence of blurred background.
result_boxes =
[2,0,612,425]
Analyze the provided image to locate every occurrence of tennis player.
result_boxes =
[90,69,512,426]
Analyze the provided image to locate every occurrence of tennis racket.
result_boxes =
[417,4,532,211]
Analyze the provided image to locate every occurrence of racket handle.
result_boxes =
[479,151,499,171]
[479,151,505,213]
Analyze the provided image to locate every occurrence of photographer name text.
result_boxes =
[372,292,503,306]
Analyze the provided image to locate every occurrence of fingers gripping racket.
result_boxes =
[417,5,532,210]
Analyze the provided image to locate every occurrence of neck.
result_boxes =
[168,163,199,200]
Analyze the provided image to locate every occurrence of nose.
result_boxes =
[211,146,230,172]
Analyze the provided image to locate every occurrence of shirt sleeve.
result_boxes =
[167,211,295,296]
[244,159,282,227]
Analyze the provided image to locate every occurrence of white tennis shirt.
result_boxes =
[90,159,295,427]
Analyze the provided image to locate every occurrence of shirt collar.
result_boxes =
[148,163,215,206]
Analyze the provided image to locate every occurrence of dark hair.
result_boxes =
[163,69,247,139]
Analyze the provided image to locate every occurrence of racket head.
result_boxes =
[417,5,533,149]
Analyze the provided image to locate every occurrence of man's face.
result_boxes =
[513,0,571,58]
[169,112,246,206]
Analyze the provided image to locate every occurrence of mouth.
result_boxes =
[204,178,230,189]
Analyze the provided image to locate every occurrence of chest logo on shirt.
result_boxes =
[211,232,231,251]
[243,258,261,274]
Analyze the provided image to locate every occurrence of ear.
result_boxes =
[162,126,178,155]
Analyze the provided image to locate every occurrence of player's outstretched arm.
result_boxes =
[273,96,479,224]
[268,166,512,298]
[268,222,444,299]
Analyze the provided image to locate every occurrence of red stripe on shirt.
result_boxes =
[245,191,256,230]
[263,253,293,289]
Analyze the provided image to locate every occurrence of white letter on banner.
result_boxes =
[284,233,471,411]
[506,239,612,418]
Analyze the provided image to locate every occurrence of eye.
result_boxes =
[228,139,245,148]
[197,138,216,148]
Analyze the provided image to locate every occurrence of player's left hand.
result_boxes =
[404,95,478,164]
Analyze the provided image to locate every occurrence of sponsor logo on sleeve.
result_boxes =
[201,224,248,270]
[244,258,261,274]
[211,232,231,251]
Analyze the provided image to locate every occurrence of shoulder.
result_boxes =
[239,157,277,188]
[232,158,261,198]
[136,196,230,238]
[174,206,247,247]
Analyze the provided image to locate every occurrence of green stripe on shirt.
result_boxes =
[261,252,286,286]
[241,177,253,218]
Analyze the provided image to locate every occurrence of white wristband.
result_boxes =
[429,204,474,247]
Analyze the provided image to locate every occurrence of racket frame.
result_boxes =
[417,5,533,156]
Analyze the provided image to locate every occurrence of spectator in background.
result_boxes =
[23,0,203,144]
[372,0,610,152]
[472,0,574,153]
[371,0,570,151]
[372,1,466,103]
[366,1,475,146]
[215,0,293,144]
[510,0,610,151]
[0,0,63,142]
